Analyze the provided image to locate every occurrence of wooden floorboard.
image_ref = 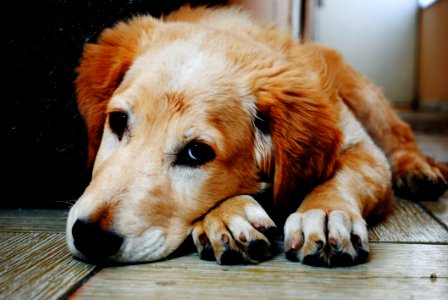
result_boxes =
[71,243,448,300]
[369,196,448,243]
[0,232,96,300]
[420,193,448,228]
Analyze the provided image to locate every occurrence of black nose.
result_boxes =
[72,219,123,262]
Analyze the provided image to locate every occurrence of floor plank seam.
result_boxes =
[417,202,448,231]
[57,266,102,300]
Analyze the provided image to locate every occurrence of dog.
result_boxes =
[66,5,447,267]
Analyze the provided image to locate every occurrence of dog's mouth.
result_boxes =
[71,233,195,266]
[68,225,176,264]
[66,207,190,264]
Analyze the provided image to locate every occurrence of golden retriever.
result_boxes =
[66,5,447,267]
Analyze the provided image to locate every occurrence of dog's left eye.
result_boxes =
[175,142,216,167]
[109,111,128,140]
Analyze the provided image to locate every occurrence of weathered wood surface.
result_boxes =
[420,192,448,228]
[369,196,448,243]
[71,243,448,300]
[0,232,96,300]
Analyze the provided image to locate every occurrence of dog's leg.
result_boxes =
[191,195,277,265]
[322,47,448,200]
[284,108,391,267]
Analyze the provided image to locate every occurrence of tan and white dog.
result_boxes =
[66,6,447,267]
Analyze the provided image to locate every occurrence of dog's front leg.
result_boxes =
[284,134,392,267]
[191,195,277,265]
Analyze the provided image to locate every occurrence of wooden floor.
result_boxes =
[1,125,448,299]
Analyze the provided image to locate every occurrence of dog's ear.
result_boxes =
[75,17,156,168]
[253,68,342,208]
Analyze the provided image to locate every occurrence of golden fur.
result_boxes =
[67,6,447,266]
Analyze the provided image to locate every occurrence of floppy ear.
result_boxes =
[75,17,156,168]
[254,69,342,209]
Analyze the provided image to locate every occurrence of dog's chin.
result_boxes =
[110,227,169,263]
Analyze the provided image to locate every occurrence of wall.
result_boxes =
[228,0,294,35]
[419,0,448,107]
[313,0,419,104]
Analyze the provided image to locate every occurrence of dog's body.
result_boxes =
[67,6,447,267]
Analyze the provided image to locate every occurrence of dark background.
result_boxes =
[3,0,227,208]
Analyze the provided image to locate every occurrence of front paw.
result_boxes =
[284,210,369,267]
[191,195,277,265]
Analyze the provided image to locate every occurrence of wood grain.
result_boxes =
[0,232,96,300]
[369,196,448,243]
[71,243,448,300]
[420,192,448,228]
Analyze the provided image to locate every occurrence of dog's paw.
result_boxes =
[391,151,448,201]
[191,195,277,265]
[284,209,369,267]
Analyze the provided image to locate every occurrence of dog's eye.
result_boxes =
[175,142,216,167]
[109,111,128,140]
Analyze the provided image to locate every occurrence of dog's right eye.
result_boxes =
[108,111,128,140]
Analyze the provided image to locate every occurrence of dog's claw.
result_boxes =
[329,251,354,267]
[192,195,277,265]
[199,243,215,261]
[284,210,369,267]
[259,226,277,241]
[220,248,245,265]
[247,239,271,262]
[393,174,447,201]
[302,253,326,267]
[391,153,448,201]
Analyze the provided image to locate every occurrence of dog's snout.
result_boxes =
[72,219,123,261]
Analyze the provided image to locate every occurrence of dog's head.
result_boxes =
[66,15,341,263]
